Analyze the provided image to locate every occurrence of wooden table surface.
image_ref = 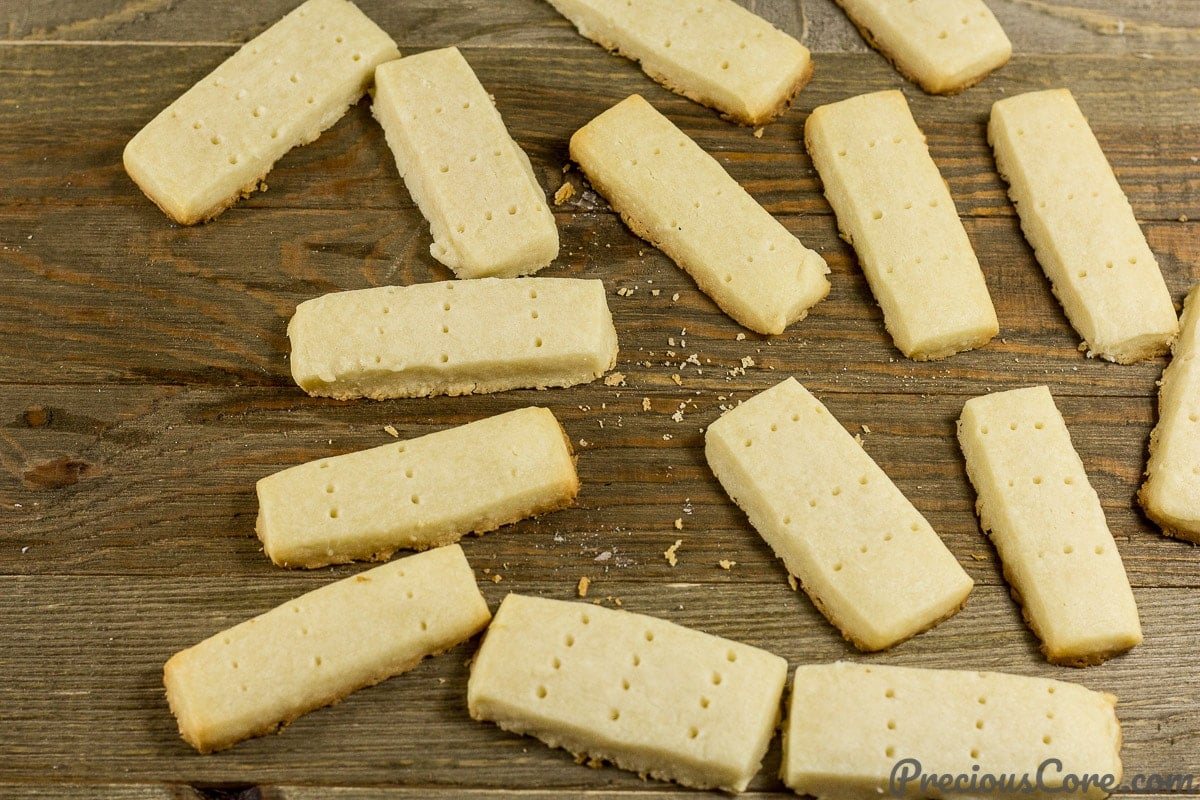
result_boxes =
[2,1,1199,797]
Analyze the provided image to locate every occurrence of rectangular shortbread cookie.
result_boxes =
[256,407,579,567]
[287,277,619,400]
[570,94,830,335]
[782,662,1124,800]
[1141,286,1200,541]
[165,544,491,753]
[372,47,558,278]
[705,377,973,651]
[958,386,1142,666]
[467,593,788,793]
[834,0,1011,94]
[546,0,812,126]
[124,0,400,225]
[989,89,1179,363]
[806,90,998,360]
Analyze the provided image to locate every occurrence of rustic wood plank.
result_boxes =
[3,386,1197,588]
[4,0,1198,55]
[0,576,1196,789]
[0,206,1195,391]
[2,46,1196,217]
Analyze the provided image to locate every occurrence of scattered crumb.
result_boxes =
[491,574,503,584]
[672,292,680,302]
[651,289,661,296]
[740,356,755,368]
[674,517,683,530]
[554,182,576,204]
[736,333,746,341]
[671,374,682,386]
[438,677,446,684]
[578,576,591,597]
[579,438,589,447]
[1180,214,1189,223]
[595,550,613,562]
[718,559,736,570]
[861,424,871,433]
[642,397,652,412]
[562,162,571,173]
[971,553,989,561]
[616,287,635,297]
[604,371,626,387]
[671,410,684,423]
[664,539,683,567]
[383,425,399,437]
[787,574,798,591]
[753,127,765,138]
[662,433,673,440]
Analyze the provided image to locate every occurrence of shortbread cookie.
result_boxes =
[806,90,998,360]
[1140,285,1200,541]
[257,407,579,567]
[571,94,829,335]
[989,89,1178,363]
[468,593,787,793]
[165,544,491,753]
[705,377,973,651]
[372,47,558,278]
[546,0,812,125]
[958,386,1142,666]
[782,662,1123,800]
[124,0,400,225]
[834,0,1010,94]
[288,278,619,399]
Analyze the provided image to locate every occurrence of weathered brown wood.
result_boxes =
[2,46,1197,217]
[2,0,1199,797]
[4,0,1199,55]
[2,385,1198,590]
[0,205,1196,392]
[0,578,1197,789]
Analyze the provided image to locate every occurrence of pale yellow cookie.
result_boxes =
[705,377,973,651]
[287,278,619,400]
[165,544,490,753]
[806,90,998,360]
[257,407,579,568]
[372,47,558,278]
[468,593,787,792]
[124,0,399,224]
[571,94,829,335]
[834,0,1011,94]
[958,386,1142,666]
[783,662,1123,800]
[546,0,812,125]
[989,89,1178,363]
[1140,285,1200,541]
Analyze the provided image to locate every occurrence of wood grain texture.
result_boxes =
[1,0,1198,797]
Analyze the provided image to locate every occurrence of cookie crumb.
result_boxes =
[383,425,400,437]
[642,397,652,412]
[603,371,626,387]
[718,559,736,570]
[671,374,682,386]
[491,574,503,584]
[664,538,683,567]
[671,292,680,302]
[861,424,871,433]
[554,181,576,204]
[736,333,746,341]
[577,576,590,597]
[753,127,765,138]
[787,574,798,591]
[674,517,683,530]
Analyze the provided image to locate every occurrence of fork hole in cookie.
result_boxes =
[609,709,621,721]
[536,686,547,699]
[688,726,700,739]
